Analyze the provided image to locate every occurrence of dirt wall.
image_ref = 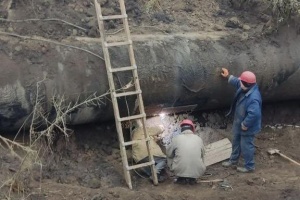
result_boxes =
[0,25,300,131]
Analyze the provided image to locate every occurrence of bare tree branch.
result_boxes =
[0,18,88,32]
[0,31,104,60]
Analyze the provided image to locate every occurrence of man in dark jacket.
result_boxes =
[221,68,262,173]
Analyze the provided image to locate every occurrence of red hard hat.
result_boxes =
[180,119,195,133]
[239,71,256,84]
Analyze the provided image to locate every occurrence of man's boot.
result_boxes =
[237,167,254,173]
[149,174,166,183]
[222,160,237,168]
[174,177,187,185]
[157,174,166,183]
[187,178,197,185]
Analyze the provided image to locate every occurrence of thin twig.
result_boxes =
[0,80,135,196]
[107,28,124,35]
[30,79,44,145]
[30,1,38,18]
[0,135,34,156]
[0,18,88,32]
[132,25,169,34]
[0,31,104,60]
[197,179,224,183]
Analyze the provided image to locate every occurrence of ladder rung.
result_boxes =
[118,113,146,122]
[105,41,132,47]
[100,14,127,20]
[122,137,150,147]
[114,90,141,98]
[110,65,137,73]
[127,161,155,171]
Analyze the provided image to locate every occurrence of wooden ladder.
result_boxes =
[94,0,158,189]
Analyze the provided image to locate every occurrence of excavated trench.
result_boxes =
[1,1,300,198]
[1,100,299,198]
[0,25,300,131]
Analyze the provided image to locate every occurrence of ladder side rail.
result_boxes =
[119,0,158,185]
[141,117,158,183]
[95,0,158,187]
[115,106,132,189]
[118,0,146,115]
[95,0,132,189]
[94,1,114,90]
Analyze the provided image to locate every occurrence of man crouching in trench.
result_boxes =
[132,119,167,182]
[166,119,206,185]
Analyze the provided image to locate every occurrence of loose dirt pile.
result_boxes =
[1,0,296,40]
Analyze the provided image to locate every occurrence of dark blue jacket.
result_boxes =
[227,75,262,136]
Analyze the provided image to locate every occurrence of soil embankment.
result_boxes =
[0,0,300,130]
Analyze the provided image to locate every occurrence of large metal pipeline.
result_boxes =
[0,26,299,131]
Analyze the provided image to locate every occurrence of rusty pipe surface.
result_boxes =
[0,27,299,131]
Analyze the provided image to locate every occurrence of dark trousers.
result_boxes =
[137,156,167,176]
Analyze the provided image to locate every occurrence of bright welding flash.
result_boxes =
[159,113,166,118]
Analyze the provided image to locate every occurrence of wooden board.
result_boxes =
[204,138,232,167]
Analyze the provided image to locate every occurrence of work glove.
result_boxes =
[221,68,229,78]
[158,125,165,134]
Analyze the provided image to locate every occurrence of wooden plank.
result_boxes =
[204,149,232,166]
[204,150,232,166]
[205,143,232,156]
[203,138,232,166]
[205,147,232,159]
[205,138,231,150]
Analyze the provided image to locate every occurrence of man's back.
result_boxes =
[167,130,206,178]
[132,126,166,163]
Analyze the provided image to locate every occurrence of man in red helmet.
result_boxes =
[221,68,262,173]
[166,119,206,184]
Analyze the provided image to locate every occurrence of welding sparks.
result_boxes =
[159,113,166,118]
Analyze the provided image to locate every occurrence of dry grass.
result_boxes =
[0,78,135,198]
[269,0,300,22]
[144,0,162,14]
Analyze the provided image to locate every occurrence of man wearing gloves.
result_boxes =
[221,68,262,173]
[132,119,167,182]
